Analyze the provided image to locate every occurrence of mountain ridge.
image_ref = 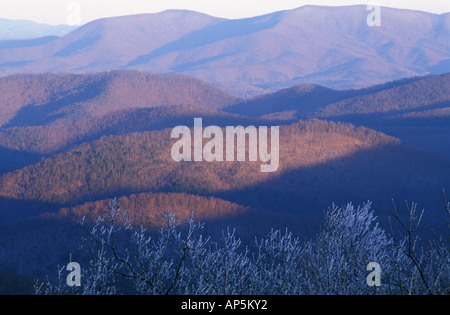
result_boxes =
[0,18,77,40]
[0,6,449,96]
[224,72,450,119]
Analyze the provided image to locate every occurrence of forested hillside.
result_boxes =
[224,73,450,158]
[225,73,450,120]
[0,71,241,171]
[0,71,239,128]
[0,120,399,206]
[0,71,448,288]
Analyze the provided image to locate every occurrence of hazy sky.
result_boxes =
[1,0,449,25]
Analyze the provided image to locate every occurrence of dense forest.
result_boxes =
[316,73,450,117]
[0,71,239,128]
[224,72,450,158]
[0,104,243,155]
[224,73,450,119]
[0,119,400,206]
[0,71,448,294]
[0,71,242,170]
[1,72,448,159]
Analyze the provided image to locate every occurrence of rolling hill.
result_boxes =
[0,72,448,281]
[314,73,450,118]
[1,118,448,227]
[225,73,450,119]
[2,71,448,161]
[0,119,399,206]
[0,6,449,96]
[224,73,450,158]
[0,118,448,278]
[223,84,346,118]
[0,71,241,163]
[0,71,239,128]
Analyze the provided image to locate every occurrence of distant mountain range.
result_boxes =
[0,18,77,40]
[0,6,449,96]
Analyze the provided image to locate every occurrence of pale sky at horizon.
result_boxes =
[0,0,449,26]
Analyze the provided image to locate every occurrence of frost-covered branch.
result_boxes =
[37,198,449,295]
